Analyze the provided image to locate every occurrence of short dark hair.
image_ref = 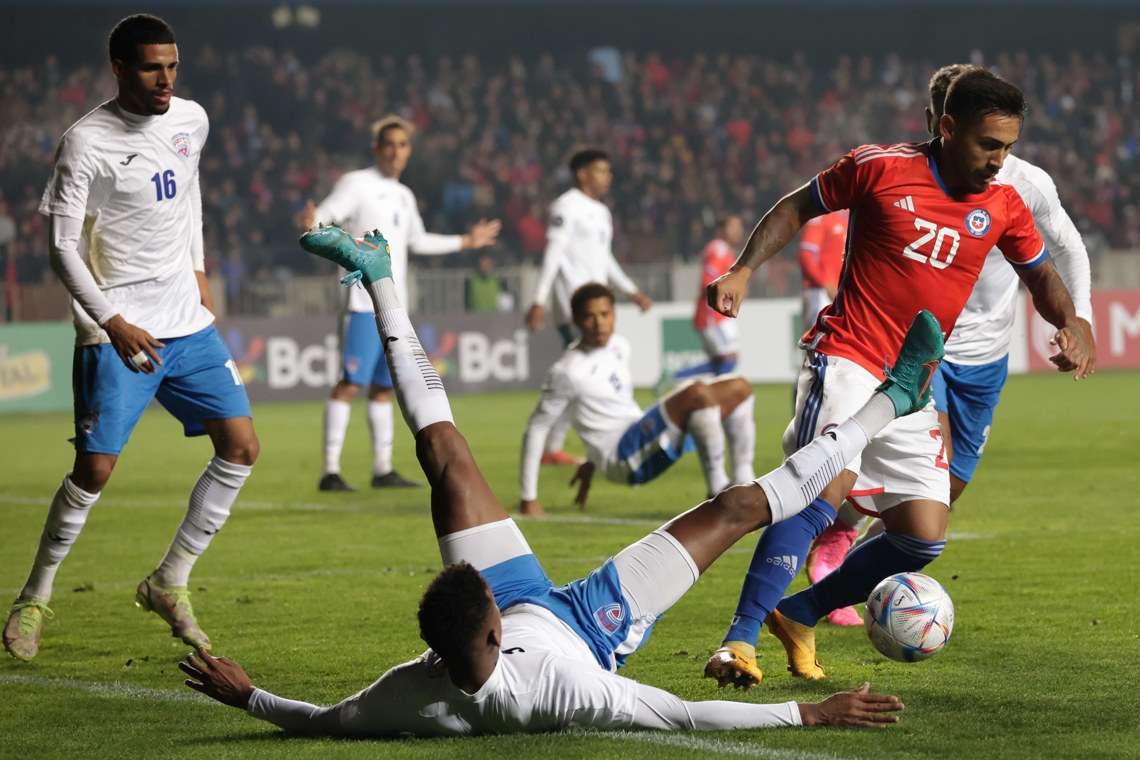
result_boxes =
[108,14,176,64]
[417,562,492,660]
[569,149,610,175]
[928,63,983,119]
[570,282,615,320]
[943,69,1026,127]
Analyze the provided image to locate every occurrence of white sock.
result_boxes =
[20,476,100,602]
[545,409,572,453]
[757,390,895,523]
[367,279,454,434]
[323,399,351,474]
[688,406,730,494]
[723,394,756,484]
[155,457,252,588]
[368,400,394,476]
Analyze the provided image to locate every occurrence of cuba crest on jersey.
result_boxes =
[593,602,625,634]
[172,132,192,159]
[965,208,991,237]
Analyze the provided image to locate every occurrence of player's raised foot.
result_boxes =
[767,609,826,680]
[371,471,420,489]
[299,225,393,286]
[540,450,584,467]
[3,599,53,661]
[877,309,945,417]
[135,576,211,651]
[319,473,356,492]
[704,640,764,689]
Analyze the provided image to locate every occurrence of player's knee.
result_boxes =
[332,382,361,401]
[219,431,260,466]
[71,457,115,493]
[720,376,752,406]
[710,483,764,528]
[681,380,715,408]
[416,421,469,467]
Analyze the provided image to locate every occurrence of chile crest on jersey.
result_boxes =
[965,208,991,237]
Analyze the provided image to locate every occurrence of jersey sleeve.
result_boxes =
[809,149,874,214]
[532,199,571,305]
[1023,172,1093,322]
[38,131,97,219]
[312,174,359,227]
[997,189,1049,270]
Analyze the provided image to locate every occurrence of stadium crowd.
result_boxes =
[2,47,1136,292]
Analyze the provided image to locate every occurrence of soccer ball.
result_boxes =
[864,572,954,662]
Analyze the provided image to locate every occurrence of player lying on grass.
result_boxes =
[177,226,942,734]
[518,281,756,516]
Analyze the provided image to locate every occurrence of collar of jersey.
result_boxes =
[111,99,160,128]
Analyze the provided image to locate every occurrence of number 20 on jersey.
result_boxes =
[903,218,960,269]
[151,169,177,201]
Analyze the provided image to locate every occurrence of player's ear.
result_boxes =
[937,113,956,142]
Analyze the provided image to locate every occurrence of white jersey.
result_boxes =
[245,601,800,737]
[945,154,1093,365]
[531,188,639,325]
[519,334,642,500]
[312,167,462,312]
[38,97,214,345]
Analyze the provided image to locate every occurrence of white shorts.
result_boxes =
[699,320,740,357]
[802,288,831,326]
[783,352,950,514]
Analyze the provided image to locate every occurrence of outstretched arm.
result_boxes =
[707,184,821,317]
[627,680,902,731]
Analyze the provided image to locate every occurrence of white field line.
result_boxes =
[0,674,852,759]
[572,729,848,760]
[0,673,212,704]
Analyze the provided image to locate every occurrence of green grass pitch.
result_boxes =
[2,371,1138,759]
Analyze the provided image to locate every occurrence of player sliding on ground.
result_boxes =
[519,281,756,516]
[178,225,940,734]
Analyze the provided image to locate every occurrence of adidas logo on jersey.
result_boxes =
[765,554,799,575]
[893,196,916,213]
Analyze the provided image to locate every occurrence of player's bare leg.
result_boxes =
[4,452,113,660]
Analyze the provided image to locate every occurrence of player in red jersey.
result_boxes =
[703,69,1093,688]
[798,211,848,329]
[681,214,746,378]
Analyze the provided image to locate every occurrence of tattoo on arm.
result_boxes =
[736,184,822,271]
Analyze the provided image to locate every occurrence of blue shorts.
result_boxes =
[73,325,252,455]
[341,311,393,388]
[481,553,655,671]
[614,404,694,485]
[931,355,1008,483]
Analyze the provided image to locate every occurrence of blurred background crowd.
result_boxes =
[2,45,1137,304]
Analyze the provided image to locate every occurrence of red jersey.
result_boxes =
[799,210,848,289]
[803,141,1047,379]
[694,238,736,330]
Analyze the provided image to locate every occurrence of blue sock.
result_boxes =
[778,532,946,626]
[723,497,837,644]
